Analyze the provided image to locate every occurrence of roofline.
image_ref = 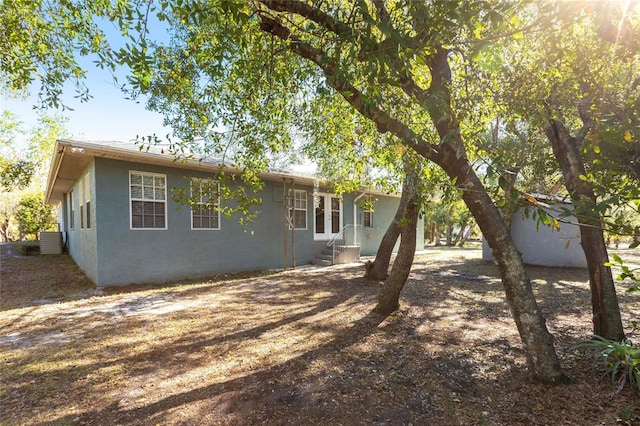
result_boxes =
[45,139,398,204]
[44,140,66,204]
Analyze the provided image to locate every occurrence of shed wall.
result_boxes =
[482,204,586,268]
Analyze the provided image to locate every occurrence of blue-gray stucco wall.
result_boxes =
[64,157,411,286]
[63,161,99,283]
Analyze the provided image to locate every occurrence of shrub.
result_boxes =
[15,193,55,240]
[571,335,640,395]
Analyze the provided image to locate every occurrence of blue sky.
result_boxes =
[2,13,173,144]
[1,61,172,144]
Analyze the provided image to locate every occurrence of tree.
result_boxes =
[365,155,425,282]
[15,192,55,239]
[0,111,33,189]
[376,171,421,314]
[364,169,412,281]
[0,110,69,240]
[423,195,475,247]
[142,1,565,383]
[491,3,638,341]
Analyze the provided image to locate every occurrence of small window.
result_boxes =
[130,171,167,229]
[68,190,74,230]
[363,195,373,228]
[84,173,91,229]
[288,189,307,230]
[79,179,84,229]
[191,178,220,230]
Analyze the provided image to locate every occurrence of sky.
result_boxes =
[1,64,172,144]
[1,13,173,146]
[0,17,319,172]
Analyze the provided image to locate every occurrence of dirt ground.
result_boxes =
[2,242,640,425]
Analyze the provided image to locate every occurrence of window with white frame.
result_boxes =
[363,195,373,228]
[190,178,220,230]
[288,189,307,230]
[68,190,74,230]
[130,171,167,229]
[84,173,91,229]
[79,178,84,229]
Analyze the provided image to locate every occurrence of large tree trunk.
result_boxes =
[258,15,566,383]
[419,49,567,384]
[366,160,420,281]
[544,120,625,341]
[365,179,409,281]
[433,145,568,384]
[376,193,418,314]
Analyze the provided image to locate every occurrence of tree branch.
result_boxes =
[258,0,355,39]
[575,96,594,146]
[258,0,442,125]
[257,14,440,161]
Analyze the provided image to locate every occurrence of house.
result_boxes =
[45,139,423,286]
[482,195,587,268]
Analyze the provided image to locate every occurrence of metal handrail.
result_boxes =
[327,224,362,263]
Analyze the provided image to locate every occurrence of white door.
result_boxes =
[314,194,342,240]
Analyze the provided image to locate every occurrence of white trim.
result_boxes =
[79,176,84,229]
[288,189,308,230]
[363,195,373,228]
[190,178,221,230]
[84,172,91,229]
[129,170,168,230]
[68,190,74,230]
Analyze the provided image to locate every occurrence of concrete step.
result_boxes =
[316,253,333,261]
[311,258,332,266]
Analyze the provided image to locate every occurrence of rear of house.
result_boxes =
[46,139,423,286]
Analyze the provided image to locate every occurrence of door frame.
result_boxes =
[314,193,343,241]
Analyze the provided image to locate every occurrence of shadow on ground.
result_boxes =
[2,245,640,425]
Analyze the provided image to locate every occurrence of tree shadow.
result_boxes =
[55,309,390,425]
[8,250,640,424]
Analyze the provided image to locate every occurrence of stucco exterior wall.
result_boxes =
[482,204,586,268]
[358,195,399,255]
[81,158,407,286]
[64,161,99,282]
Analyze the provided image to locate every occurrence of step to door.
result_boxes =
[311,258,332,266]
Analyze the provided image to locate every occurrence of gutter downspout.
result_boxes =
[283,178,287,270]
[291,179,296,269]
[353,191,366,247]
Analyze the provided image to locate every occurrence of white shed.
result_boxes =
[482,196,587,268]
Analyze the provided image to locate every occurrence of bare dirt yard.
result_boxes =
[2,242,640,425]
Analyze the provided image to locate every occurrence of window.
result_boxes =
[288,189,307,230]
[68,190,74,230]
[84,174,91,229]
[79,179,84,229]
[130,171,167,229]
[363,195,373,228]
[191,178,220,230]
